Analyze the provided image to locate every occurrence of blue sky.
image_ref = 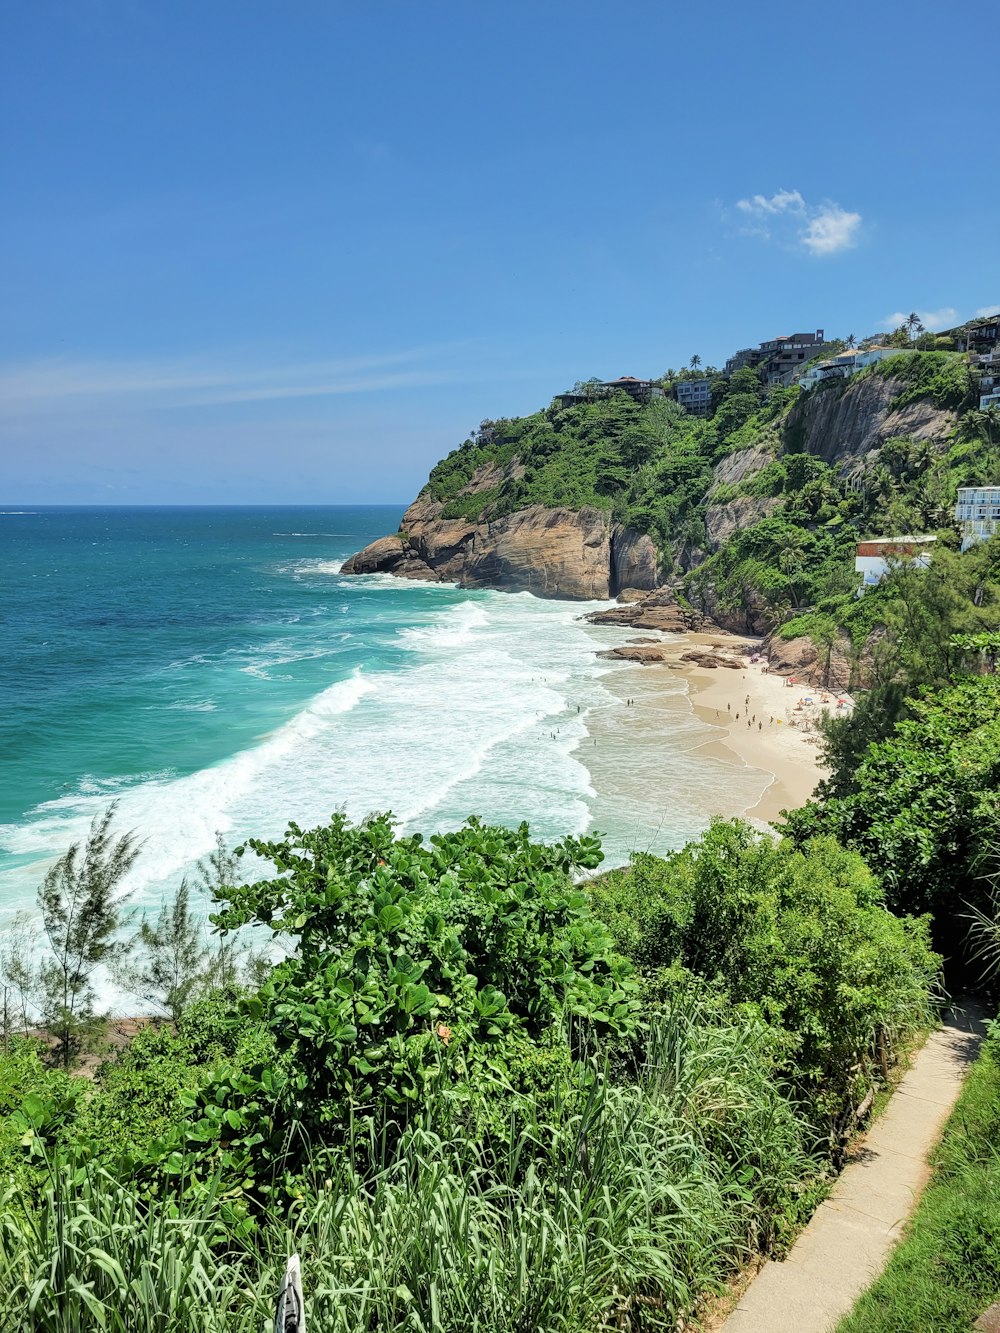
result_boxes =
[2,1,996,504]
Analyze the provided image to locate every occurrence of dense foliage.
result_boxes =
[590,820,938,1132]
[0,807,943,1329]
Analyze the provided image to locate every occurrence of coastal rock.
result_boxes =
[339,535,437,581]
[598,644,672,664]
[586,587,713,634]
[764,630,854,690]
[343,486,660,601]
[610,528,660,593]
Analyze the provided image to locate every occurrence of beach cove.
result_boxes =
[581,627,843,837]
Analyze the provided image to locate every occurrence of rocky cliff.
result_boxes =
[343,466,660,600]
[343,365,961,606]
[787,371,957,471]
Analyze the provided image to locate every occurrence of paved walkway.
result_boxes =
[723,1007,988,1333]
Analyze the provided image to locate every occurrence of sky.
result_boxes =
[2,0,997,504]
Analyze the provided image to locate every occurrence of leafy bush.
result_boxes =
[786,675,1000,961]
[190,815,638,1176]
[590,820,940,1127]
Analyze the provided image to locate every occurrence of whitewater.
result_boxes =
[0,507,623,919]
[0,505,769,940]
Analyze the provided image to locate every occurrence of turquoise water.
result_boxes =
[0,506,636,919]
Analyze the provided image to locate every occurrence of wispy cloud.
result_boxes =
[879,307,958,332]
[732,188,862,256]
[0,344,467,414]
[976,305,1000,319]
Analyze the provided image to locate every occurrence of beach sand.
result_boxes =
[581,630,847,843]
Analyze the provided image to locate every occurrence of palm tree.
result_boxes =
[845,334,856,349]
[906,312,921,345]
[690,354,702,371]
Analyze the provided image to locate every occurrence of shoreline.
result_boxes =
[581,627,846,837]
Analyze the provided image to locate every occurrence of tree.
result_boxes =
[117,880,210,1021]
[37,805,140,1066]
[906,312,921,345]
[845,334,857,350]
[689,354,702,371]
[117,833,268,1016]
[0,913,40,1043]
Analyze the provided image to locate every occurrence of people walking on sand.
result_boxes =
[727,702,731,712]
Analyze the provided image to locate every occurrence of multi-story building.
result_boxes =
[674,377,712,416]
[956,487,1000,550]
[758,330,827,384]
[855,536,936,591]
[723,328,826,381]
[958,317,1000,355]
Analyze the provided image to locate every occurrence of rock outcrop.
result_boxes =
[788,372,957,471]
[342,484,661,602]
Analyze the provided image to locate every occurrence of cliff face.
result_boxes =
[342,368,960,605]
[788,372,957,470]
[342,483,661,600]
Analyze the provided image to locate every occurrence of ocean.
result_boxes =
[0,505,769,933]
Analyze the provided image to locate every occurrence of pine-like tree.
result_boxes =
[37,804,140,1066]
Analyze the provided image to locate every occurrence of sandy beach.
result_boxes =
[679,632,845,821]
[582,629,849,839]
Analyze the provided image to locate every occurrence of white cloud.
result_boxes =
[976,305,1000,319]
[736,189,805,217]
[732,189,862,256]
[801,206,862,256]
[880,307,958,332]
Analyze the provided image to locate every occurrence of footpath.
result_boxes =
[722,1006,987,1333]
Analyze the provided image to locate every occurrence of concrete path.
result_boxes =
[723,1007,987,1333]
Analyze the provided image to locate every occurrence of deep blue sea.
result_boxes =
[0,506,651,924]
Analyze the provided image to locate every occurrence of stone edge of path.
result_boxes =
[721,1005,989,1333]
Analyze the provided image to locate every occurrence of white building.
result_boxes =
[799,346,916,392]
[855,536,936,591]
[957,487,1000,550]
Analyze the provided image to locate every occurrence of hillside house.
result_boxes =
[958,317,1000,355]
[957,487,1000,550]
[723,329,826,382]
[799,346,916,391]
[675,377,712,416]
[855,536,936,591]
[555,376,664,408]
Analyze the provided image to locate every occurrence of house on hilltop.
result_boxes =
[554,376,664,408]
[799,346,916,391]
[723,329,827,384]
[675,378,712,416]
[957,487,1000,550]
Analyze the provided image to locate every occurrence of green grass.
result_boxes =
[836,1020,1000,1333]
[0,996,821,1332]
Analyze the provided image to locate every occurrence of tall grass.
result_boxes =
[0,996,819,1331]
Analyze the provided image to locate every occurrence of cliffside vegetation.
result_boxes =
[422,347,1000,652]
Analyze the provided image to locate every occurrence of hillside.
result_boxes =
[344,350,996,649]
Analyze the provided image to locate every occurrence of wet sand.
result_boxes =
[581,630,846,840]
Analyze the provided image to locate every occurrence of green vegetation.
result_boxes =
[836,1021,1000,1333]
[0,805,942,1329]
[5,332,1000,1327]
